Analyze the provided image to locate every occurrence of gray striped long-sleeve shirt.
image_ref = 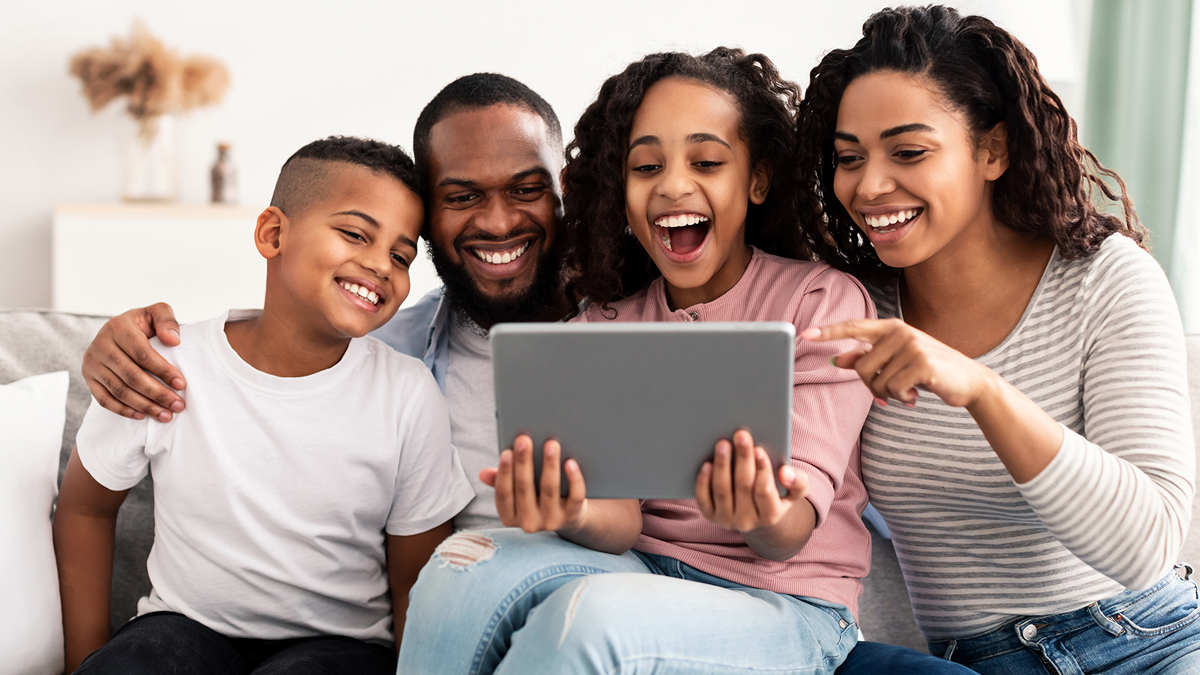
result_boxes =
[862,234,1195,641]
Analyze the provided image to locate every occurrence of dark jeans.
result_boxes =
[836,641,976,674]
[75,612,396,675]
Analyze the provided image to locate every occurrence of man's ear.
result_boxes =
[749,163,771,205]
[982,122,1010,181]
[255,207,286,260]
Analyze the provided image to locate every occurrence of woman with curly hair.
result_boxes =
[400,47,969,675]
[799,5,1199,673]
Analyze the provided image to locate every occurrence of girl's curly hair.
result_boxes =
[563,47,834,307]
[796,5,1146,282]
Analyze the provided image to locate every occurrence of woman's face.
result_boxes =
[832,70,1008,270]
[625,77,769,307]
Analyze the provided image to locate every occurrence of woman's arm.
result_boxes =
[54,447,130,673]
[806,247,1193,589]
[81,303,186,422]
[481,435,643,554]
[387,522,454,653]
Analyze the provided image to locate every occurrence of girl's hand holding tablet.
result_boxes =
[480,435,643,554]
[695,429,815,561]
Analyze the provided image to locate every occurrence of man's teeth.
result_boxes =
[472,242,531,265]
[654,214,710,228]
[340,281,380,306]
[864,209,921,231]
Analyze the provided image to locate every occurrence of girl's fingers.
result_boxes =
[751,447,781,519]
[711,439,734,518]
[539,440,563,523]
[563,458,587,505]
[732,431,757,515]
[511,436,540,529]
[494,450,516,524]
[695,462,716,519]
[479,467,499,488]
[778,464,808,502]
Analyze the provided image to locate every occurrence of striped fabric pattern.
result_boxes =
[862,234,1195,641]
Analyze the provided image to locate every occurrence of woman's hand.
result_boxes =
[696,429,811,544]
[801,318,994,408]
[480,434,588,534]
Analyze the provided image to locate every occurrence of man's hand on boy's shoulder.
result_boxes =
[83,302,188,423]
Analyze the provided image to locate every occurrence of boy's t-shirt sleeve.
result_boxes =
[387,368,475,536]
[75,398,152,491]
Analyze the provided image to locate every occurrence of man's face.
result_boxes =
[425,104,564,327]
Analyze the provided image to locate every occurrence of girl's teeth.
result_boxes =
[654,215,710,228]
[661,232,673,251]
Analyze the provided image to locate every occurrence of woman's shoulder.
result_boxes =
[1057,233,1169,303]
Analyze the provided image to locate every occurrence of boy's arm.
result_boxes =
[54,447,130,673]
[387,521,454,654]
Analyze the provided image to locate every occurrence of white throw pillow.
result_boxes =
[0,371,69,675]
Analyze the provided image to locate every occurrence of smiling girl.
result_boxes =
[397,48,970,675]
[797,6,1199,673]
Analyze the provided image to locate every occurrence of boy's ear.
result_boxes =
[255,207,286,260]
[982,122,1009,181]
[749,163,771,205]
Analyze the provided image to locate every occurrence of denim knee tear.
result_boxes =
[559,579,589,646]
[434,532,497,570]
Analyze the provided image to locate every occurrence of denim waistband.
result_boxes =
[928,567,1192,662]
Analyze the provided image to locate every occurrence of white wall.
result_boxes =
[0,0,1083,310]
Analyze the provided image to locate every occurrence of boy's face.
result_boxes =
[266,164,423,340]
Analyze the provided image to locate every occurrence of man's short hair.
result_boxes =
[270,136,422,218]
[412,73,563,187]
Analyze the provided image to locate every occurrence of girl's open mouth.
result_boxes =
[653,214,711,259]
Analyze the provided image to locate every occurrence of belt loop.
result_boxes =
[1175,563,1193,580]
[942,640,957,661]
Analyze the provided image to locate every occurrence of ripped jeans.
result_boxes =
[396,528,857,675]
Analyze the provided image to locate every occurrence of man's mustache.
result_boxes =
[454,225,545,247]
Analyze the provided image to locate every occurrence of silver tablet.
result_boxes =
[490,321,794,499]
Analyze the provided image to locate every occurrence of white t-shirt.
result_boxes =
[444,310,501,530]
[76,310,474,645]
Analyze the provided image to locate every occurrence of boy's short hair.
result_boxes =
[412,73,562,188]
[270,136,422,218]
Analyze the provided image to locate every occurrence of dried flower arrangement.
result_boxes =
[69,22,230,128]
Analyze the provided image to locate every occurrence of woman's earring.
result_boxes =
[624,225,633,236]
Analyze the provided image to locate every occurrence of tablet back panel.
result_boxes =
[491,322,794,499]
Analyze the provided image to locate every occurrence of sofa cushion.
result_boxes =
[0,309,153,632]
[0,371,69,674]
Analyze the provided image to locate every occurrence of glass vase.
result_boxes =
[122,114,180,202]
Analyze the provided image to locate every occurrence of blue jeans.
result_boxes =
[927,569,1200,674]
[75,611,396,674]
[397,528,858,674]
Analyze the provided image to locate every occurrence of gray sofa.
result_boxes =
[2,308,1198,653]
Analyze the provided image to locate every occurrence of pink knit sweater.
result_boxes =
[575,247,875,618]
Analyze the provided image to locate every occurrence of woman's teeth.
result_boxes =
[472,241,530,265]
[864,209,921,231]
[340,281,380,306]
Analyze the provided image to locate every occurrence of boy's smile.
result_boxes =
[263,163,424,346]
[624,78,769,310]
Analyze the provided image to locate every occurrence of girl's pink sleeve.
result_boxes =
[788,267,875,526]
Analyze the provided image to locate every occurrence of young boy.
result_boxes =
[53,137,474,675]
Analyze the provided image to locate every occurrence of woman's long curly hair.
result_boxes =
[563,47,835,307]
[795,5,1146,282]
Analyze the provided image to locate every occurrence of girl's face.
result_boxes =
[625,78,769,309]
[832,70,1008,270]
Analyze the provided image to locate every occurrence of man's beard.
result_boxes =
[428,238,564,327]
